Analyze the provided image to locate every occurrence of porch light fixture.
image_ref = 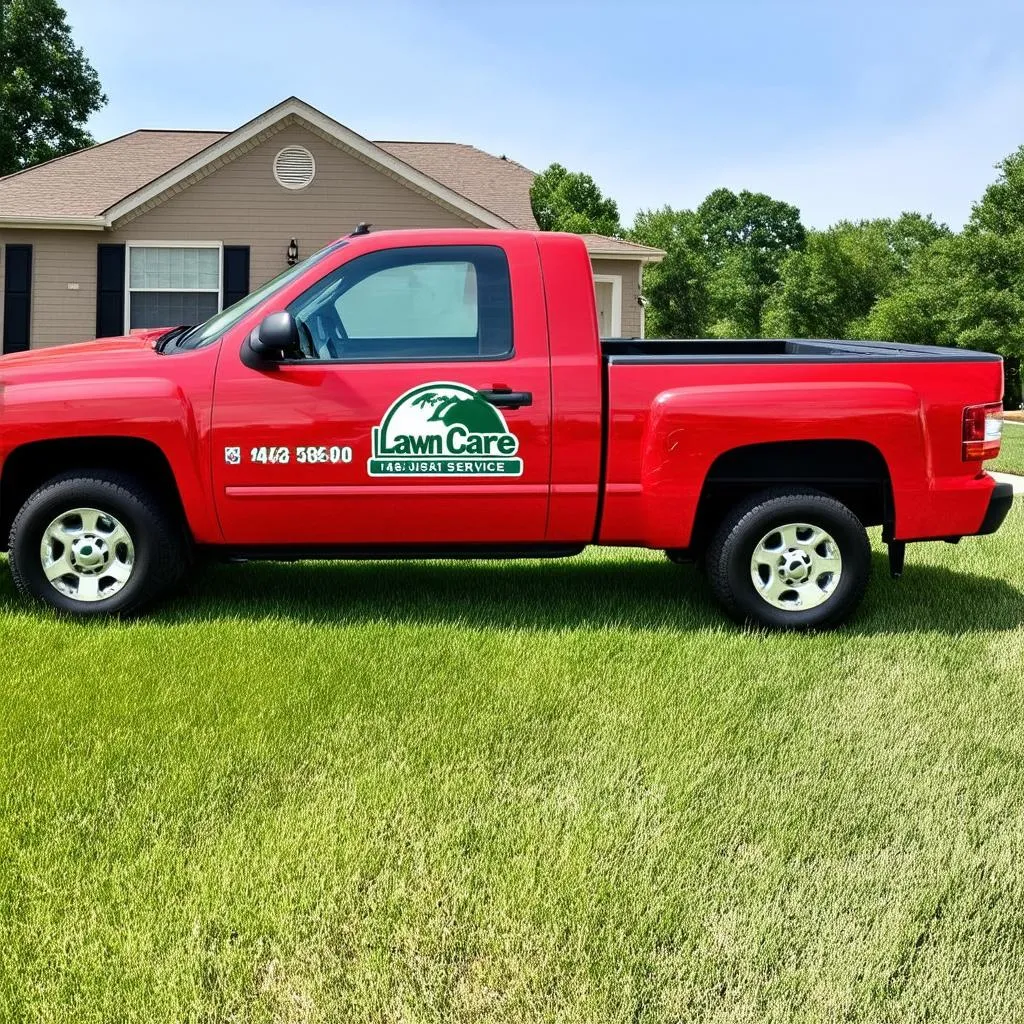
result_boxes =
[287,239,299,266]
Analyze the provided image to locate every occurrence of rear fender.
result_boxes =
[638,381,926,549]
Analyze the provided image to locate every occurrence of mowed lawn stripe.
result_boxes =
[1,506,1023,1022]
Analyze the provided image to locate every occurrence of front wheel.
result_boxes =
[9,471,188,616]
[705,489,871,630]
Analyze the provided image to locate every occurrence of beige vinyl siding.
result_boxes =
[589,257,644,338]
[0,229,99,348]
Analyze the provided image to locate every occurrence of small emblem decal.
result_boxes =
[224,446,241,465]
[368,382,523,477]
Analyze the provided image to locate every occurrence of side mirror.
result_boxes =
[242,311,302,368]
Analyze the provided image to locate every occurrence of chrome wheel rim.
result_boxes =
[750,522,842,611]
[39,507,136,603]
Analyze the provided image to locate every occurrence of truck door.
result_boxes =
[210,237,552,546]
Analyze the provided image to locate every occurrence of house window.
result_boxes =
[126,244,221,330]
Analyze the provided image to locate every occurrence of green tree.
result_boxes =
[862,235,965,346]
[696,188,806,259]
[530,163,621,236]
[630,191,806,338]
[696,188,806,337]
[863,152,1024,405]
[630,206,709,337]
[763,214,950,340]
[878,211,951,269]
[0,0,106,175]
[865,233,1024,406]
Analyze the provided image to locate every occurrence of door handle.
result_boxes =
[478,388,533,410]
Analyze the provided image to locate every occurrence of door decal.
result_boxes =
[368,382,523,477]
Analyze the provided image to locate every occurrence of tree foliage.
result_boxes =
[763,214,950,340]
[631,189,806,338]
[860,151,1024,404]
[0,0,106,175]
[628,206,708,337]
[696,188,805,257]
[530,163,621,236]
[696,189,806,337]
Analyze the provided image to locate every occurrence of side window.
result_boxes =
[286,245,513,361]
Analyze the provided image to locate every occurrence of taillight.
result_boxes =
[963,403,1003,461]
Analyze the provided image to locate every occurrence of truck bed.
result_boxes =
[601,338,1003,364]
[596,335,1004,551]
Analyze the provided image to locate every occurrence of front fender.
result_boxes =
[0,376,221,543]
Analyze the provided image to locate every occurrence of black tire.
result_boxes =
[704,489,871,630]
[9,471,188,617]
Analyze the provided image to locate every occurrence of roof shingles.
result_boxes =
[374,141,538,230]
[0,130,227,218]
[579,234,666,258]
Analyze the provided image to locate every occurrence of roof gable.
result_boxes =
[103,97,514,229]
[0,99,529,230]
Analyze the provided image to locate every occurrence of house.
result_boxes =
[0,97,664,354]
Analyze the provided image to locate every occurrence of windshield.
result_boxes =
[162,240,348,352]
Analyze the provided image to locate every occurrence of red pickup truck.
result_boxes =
[0,229,1012,628]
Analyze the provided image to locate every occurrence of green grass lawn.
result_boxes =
[991,421,1024,475]
[2,507,1024,1023]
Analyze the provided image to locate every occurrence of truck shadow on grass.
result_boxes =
[0,552,1018,635]
[139,550,1023,636]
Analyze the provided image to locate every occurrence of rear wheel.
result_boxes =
[9,471,187,616]
[705,489,871,630]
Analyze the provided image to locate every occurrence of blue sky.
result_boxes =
[63,0,1024,229]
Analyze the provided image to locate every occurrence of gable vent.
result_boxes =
[273,145,316,190]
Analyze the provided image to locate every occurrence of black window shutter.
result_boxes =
[223,246,250,307]
[96,243,126,337]
[2,244,33,354]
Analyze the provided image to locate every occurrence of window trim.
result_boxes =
[277,350,517,366]
[281,244,515,365]
[124,240,223,331]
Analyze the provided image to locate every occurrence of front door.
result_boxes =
[210,238,552,547]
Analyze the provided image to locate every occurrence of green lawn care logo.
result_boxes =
[369,382,523,477]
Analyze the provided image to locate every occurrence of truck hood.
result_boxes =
[0,331,169,383]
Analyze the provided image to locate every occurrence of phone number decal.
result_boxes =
[226,445,354,465]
